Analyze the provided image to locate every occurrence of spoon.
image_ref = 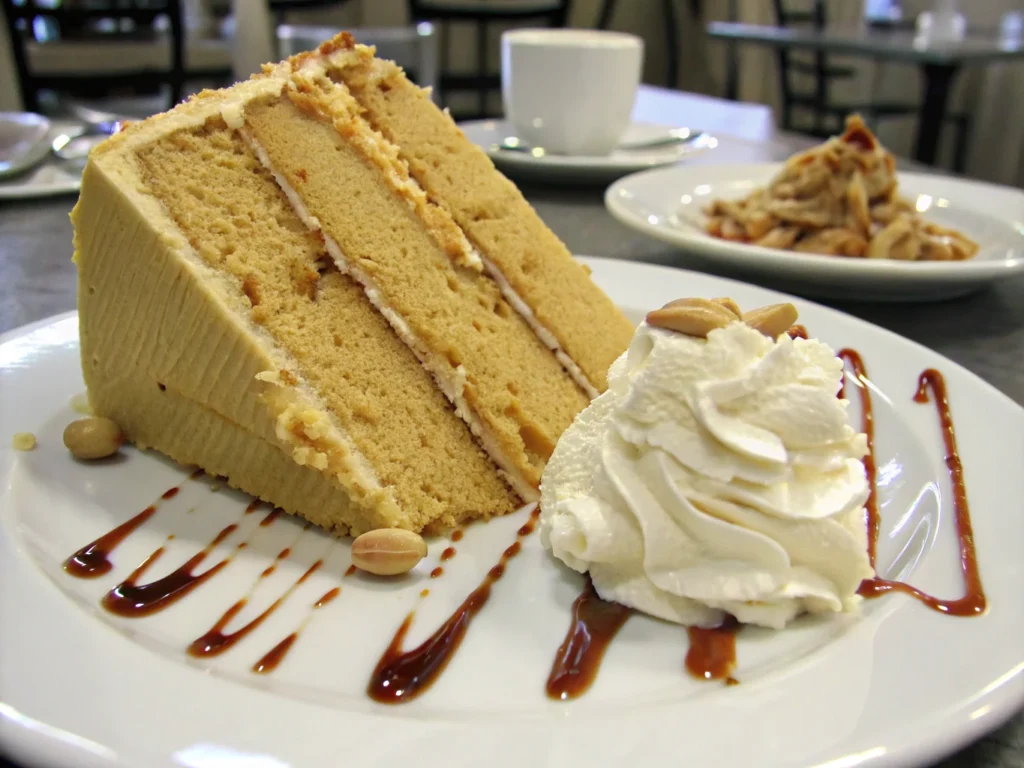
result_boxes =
[51,127,117,162]
[494,128,709,157]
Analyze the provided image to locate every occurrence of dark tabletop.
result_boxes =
[0,108,1021,767]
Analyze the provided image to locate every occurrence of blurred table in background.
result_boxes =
[707,21,1024,166]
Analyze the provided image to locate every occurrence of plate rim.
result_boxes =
[458,118,714,172]
[1,259,1022,768]
[604,163,1024,280]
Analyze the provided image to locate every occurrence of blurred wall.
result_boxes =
[0,4,24,110]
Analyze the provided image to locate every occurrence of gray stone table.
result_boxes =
[0,90,1021,768]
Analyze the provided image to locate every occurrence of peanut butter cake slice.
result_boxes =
[72,35,628,536]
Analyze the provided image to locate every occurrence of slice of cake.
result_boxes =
[71,33,632,536]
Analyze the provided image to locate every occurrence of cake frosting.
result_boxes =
[539,318,874,629]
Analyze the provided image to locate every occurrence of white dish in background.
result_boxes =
[0,160,83,200]
[0,118,87,200]
[0,112,52,179]
[1,258,1023,768]
[605,163,1024,301]
[501,29,643,156]
[459,119,717,184]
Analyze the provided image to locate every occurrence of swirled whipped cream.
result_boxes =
[539,319,874,629]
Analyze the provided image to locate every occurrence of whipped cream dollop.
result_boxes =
[539,321,874,629]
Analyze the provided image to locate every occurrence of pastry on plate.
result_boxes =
[71,33,633,536]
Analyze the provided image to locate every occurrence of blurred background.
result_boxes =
[1,0,1023,185]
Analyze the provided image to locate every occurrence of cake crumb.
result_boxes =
[12,432,36,451]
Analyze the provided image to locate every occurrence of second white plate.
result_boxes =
[459,119,717,184]
[605,163,1024,301]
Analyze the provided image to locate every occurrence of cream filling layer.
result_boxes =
[478,256,600,399]
[241,129,540,503]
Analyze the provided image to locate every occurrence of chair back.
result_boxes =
[278,23,439,100]
[2,0,184,113]
[770,0,839,134]
[406,0,571,120]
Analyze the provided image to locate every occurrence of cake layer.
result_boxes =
[243,85,590,495]
[322,37,634,394]
[133,118,517,531]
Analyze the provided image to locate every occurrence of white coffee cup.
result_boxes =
[501,29,644,156]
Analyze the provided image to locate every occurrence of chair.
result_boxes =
[2,0,186,114]
[771,0,970,171]
[406,0,571,121]
[597,0,703,90]
[277,22,440,99]
[269,0,356,25]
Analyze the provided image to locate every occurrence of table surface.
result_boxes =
[0,87,1021,768]
[707,21,1024,65]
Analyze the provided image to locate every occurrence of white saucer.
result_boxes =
[0,118,86,201]
[2,258,1023,768]
[459,119,717,184]
[606,163,1024,302]
[0,113,52,180]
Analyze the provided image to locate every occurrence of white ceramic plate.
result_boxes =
[459,119,718,184]
[605,164,1024,301]
[0,118,86,201]
[2,258,1023,768]
[0,113,52,179]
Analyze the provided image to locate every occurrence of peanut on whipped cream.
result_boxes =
[539,302,874,629]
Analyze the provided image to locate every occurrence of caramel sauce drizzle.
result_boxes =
[839,348,879,566]
[102,522,240,617]
[188,559,323,657]
[546,579,631,700]
[63,469,204,578]
[252,586,342,675]
[857,369,986,615]
[367,507,541,704]
[686,617,739,682]
[253,633,298,675]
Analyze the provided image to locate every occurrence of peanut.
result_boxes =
[743,303,800,338]
[351,528,427,576]
[63,417,124,460]
[646,298,737,338]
